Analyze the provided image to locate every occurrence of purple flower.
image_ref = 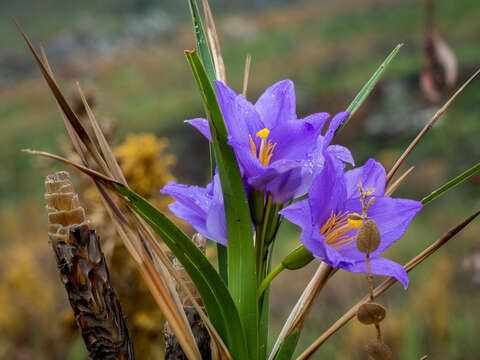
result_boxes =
[160,173,227,246]
[280,153,423,288]
[187,80,353,204]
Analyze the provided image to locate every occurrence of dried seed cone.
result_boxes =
[164,234,211,360]
[356,219,381,254]
[365,341,392,360]
[45,171,135,360]
[357,302,386,325]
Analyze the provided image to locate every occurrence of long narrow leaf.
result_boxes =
[188,0,216,85]
[113,183,249,359]
[336,43,403,135]
[186,50,259,359]
[422,162,480,205]
[274,330,298,360]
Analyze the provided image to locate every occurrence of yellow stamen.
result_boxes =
[249,128,277,167]
[256,128,270,139]
[320,211,363,249]
[249,134,257,158]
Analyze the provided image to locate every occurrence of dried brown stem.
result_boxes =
[269,262,332,360]
[297,209,480,360]
[386,69,480,187]
[385,166,414,196]
[242,54,252,98]
[202,0,226,84]
[45,172,135,359]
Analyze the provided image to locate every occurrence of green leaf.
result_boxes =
[336,43,403,135]
[188,0,228,289]
[185,50,259,359]
[421,162,480,205]
[274,330,298,360]
[217,243,228,285]
[188,0,215,85]
[113,183,249,359]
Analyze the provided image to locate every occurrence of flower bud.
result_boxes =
[365,341,392,360]
[249,189,265,225]
[356,219,381,254]
[282,245,314,270]
[357,302,386,325]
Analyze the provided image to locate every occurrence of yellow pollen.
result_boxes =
[249,128,276,166]
[256,128,270,139]
[320,211,363,250]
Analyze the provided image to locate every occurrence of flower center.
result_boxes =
[320,211,363,249]
[249,128,276,167]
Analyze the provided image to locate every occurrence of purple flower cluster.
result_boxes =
[161,80,422,284]
[281,154,422,287]
[187,80,353,204]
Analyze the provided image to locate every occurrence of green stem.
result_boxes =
[256,195,273,281]
[258,263,285,298]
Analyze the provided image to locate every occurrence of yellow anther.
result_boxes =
[249,127,276,167]
[347,213,363,229]
[320,211,364,250]
[249,134,257,158]
[256,128,270,139]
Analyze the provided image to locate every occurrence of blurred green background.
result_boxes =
[1,0,479,359]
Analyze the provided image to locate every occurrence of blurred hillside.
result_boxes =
[1,0,480,359]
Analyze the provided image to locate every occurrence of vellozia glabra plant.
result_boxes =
[18,0,480,359]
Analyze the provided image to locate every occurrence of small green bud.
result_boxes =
[282,245,314,270]
[249,189,265,225]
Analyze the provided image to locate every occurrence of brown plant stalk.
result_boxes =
[386,69,480,187]
[297,209,480,360]
[45,171,135,359]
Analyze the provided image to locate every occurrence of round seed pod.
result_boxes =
[356,219,381,254]
[357,302,386,325]
[365,341,392,360]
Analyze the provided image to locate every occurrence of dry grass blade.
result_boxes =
[202,0,226,84]
[39,45,89,166]
[269,262,332,360]
[75,82,127,185]
[242,54,252,98]
[22,149,117,185]
[385,166,414,196]
[297,209,480,360]
[15,20,110,174]
[386,69,480,187]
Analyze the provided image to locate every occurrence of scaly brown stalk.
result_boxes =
[45,172,135,359]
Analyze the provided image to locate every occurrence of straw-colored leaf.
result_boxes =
[202,0,227,84]
[386,69,480,187]
[242,54,252,97]
[385,166,414,196]
[269,262,332,360]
